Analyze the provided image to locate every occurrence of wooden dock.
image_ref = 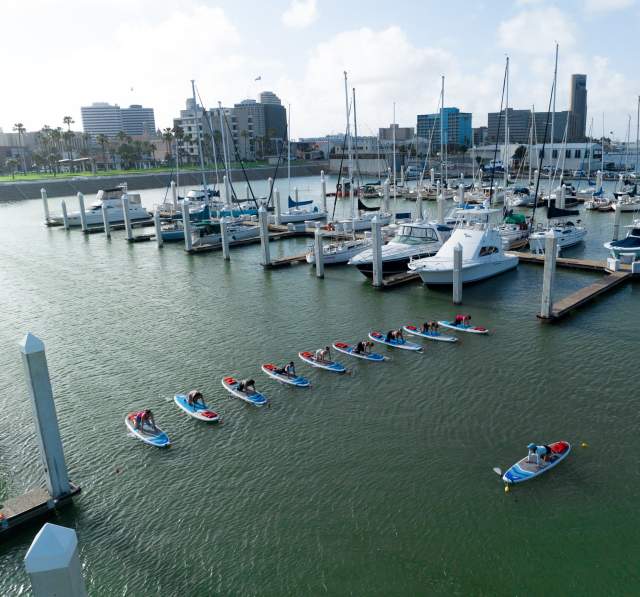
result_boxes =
[505,251,608,272]
[381,271,421,288]
[266,253,309,268]
[0,484,81,537]
[187,230,295,254]
[83,219,155,233]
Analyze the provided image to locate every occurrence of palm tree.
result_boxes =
[240,130,249,160]
[63,116,74,131]
[96,134,109,171]
[62,130,76,172]
[13,123,27,173]
[162,128,174,161]
[5,157,19,179]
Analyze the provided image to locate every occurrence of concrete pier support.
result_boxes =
[220,216,230,260]
[415,188,423,220]
[314,224,324,278]
[274,189,281,225]
[540,232,559,319]
[259,206,271,266]
[171,180,177,210]
[458,184,464,205]
[321,171,327,215]
[41,189,50,224]
[20,333,71,498]
[400,165,405,187]
[596,170,603,192]
[61,201,69,231]
[558,185,565,209]
[77,193,87,233]
[371,216,383,287]
[383,179,390,214]
[153,208,162,248]
[437,193,444,225]
[613,205,622,241]
[25,523,87,597]
[121,195,133,241]
[245,184,250,202]
[224,175,231,206]
[101,204,110,239]
[181,200,192,252]
[430,168,435,188]
[453,243,463,305]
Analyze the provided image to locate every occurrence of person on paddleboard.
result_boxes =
[527,443,553,465]
[285,362,296,377]
[187,390,205,407]
[315,346,331,362]
[238,379,256,393]
[134,409,157,432]
[355,340,367,354]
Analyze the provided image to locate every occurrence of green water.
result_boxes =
[0,177,638,596]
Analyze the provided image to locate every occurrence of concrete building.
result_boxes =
[473,126,488,146]
[80,103,123,137]
[379,124,414,142]
[121,105,156,136]
[569,74,587,142]
[259,91,281,105]
[417,107,472,151]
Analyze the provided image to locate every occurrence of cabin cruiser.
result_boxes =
[337,210,392,232]
[604,220,640,258]
[408,208,518,285]
[277,205,327,224]
[184,185,220,201]
[48,186,150,226]
[190,217,259,248]
[611,186,640,212]
[306,237,371,265]
[506,186,537,207]
[349,220,452,277]
[528,205,586,254]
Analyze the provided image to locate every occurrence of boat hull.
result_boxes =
[416,256,519,285]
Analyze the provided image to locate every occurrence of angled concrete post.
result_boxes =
[371,216,383,287]
[182,200,192,252]
[220,216,230,260]
[274,188,281,225]
[170,180,177,210]
[437,192,444,225]
[25,523,87,597]
[314,223,324,278]
[415,188,423,220]
[458,184,464,205]
[596,170,603,193]
[430,168,435,188]
[224,175,231,206]
[77,193,87,233]
[154,208,163,248]
[101,203,110,239]
[258,206,271,266]
[382,179,390,214]
[41,189,50,223]
[613,205,621,241]
[61,201,69,231]
[558,184,565,209]
[121,195,133,241]
[20,333,71,498]
[540,232,558,319]
[320,171,327,215]
[453,243,463,304]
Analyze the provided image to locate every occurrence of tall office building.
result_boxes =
[569,74,587,142]
[80,103,123,137]
[416,108,472,150]
[487,109,569,144]
[379,124,414,142]
[259,91,282,106]
[121,104,156,136]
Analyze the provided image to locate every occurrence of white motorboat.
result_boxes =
[349,220,452,277]
[48,186,150,226]
[306,237,371,265]
[604,220,640,258]
[409,208,518,285]
[612,195,640,212]
[528,205,587,254]
[277,206,327,224]
[190,218,259,248]
[337,211,392,232]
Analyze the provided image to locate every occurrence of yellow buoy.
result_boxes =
[504,484,510,493]
[580,442,589,448]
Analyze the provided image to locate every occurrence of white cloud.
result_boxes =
[498,7,575,54]
[584,0,634,12]
[282,0,318,28]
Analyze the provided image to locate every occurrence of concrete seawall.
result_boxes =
[0,163,327,201]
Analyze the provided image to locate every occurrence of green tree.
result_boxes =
[62,130,76,171]
[96,134,110,170]
[5,157,19,179]
[162,128,174,161]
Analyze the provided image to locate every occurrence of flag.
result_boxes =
[254,76,262,81]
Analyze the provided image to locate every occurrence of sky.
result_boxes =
[1,0,639,140]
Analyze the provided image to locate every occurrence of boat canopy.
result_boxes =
[358,198,379,212]
[547,205,579,219]
[288,196,313,208]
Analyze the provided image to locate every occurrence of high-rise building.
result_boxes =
[259,91,282,105]
[487,109,569,144]
[81,102,123,137]
[121,104,156,136]
[416,108,472,150]
[569,74,587,142]
[379,124,414,142]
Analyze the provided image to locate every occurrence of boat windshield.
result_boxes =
[392,226,438,244]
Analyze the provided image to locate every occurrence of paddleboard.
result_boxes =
[332,342,386,362]
[261,364,311,387]
[368,331,422,351]
[221,376,269,406]
[403,325,458,343]
[502,441,571,484]
[125,413,171,447]
[298,351,346,373]
[438,320,489,334]
[174,394,221,422]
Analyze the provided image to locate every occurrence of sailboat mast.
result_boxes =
[206,110,220,186]
[352,87,362,188]
[191,80,208,196]
[528,106,533,186]
[601,112,605,174]
[636,96,640,174]
[343,72,353,188]
[504,56,509,189]
[392,101,397,216]
[440,76,444,184]
[623,114,631,173]
[586,117,593,179]
[287,103,291,200]
[548,43,558,196]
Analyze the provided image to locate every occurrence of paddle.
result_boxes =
[492,467,502,476]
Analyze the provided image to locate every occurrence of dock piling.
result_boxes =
[371,216,383,287]
[383,179,390,214]
[321,171,327,215]
[221,216,230,260]
[294,187,299,204]
[182,200,192,252]
[458,184,464,205]
[453,243,463,304]
[171,180,177,210]
[121,195,133,241]
[101,204,110,239]
[259,206,271,266]
[540,232,559,319]
[314,224,324,278]
[153,208,162,248]
[61,201,69,231]
[613,206,621,241]
[596,170,603,192]
[437,188,444,225]
[20,333,71,498]
[274,188,282,225]
[77,193,87,233]
[224,175,231,206]
[41,189,50,224]
[558,184,565,209]
[430,168,435,189]
[24,523,87,597]
[415,187,423,220]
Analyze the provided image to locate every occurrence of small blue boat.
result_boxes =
[438,321,489,334]
[174,394,221,422]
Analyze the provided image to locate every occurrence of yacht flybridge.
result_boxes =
[408,208,518,285]
[604,220,640,258]
[48,185,150,226]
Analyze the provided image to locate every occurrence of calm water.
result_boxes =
[0,176,638,596]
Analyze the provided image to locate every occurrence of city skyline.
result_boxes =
[1,0,639,140]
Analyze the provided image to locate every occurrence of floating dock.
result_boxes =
[187,230,295,254]
[266,253,309,268]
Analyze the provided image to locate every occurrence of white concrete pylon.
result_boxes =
[320,171,327,215]
[314,223,324,278]
[20,333,71,499]
[61,201,69,231]
[154,208,163,248]
[415,188,423,220]
[371,216,383,287]
[430,168,435,188]
[41,189,50,223]
[182,200,192,252]
[558,185,565,209]
[220,216,230,260]
[382,179,390,214]
[258,206,271,266]
[274,188,281,225]
[458,184,464,205]
[540,231,558,318]
[25,523,87,597]
[171,180,177,210]
[453,243,463,304]
[613,204,622,241]
[77,193,87,233]
[101,203,110,238]
[121,195,133,241]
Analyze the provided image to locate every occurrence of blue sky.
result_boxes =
[1,0,638,139]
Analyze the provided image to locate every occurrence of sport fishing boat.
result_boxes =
[408,208,518,285]
[528,205,587,254]
[349,220,452,277]
[48,186,150,226]
[604,220,640,258]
